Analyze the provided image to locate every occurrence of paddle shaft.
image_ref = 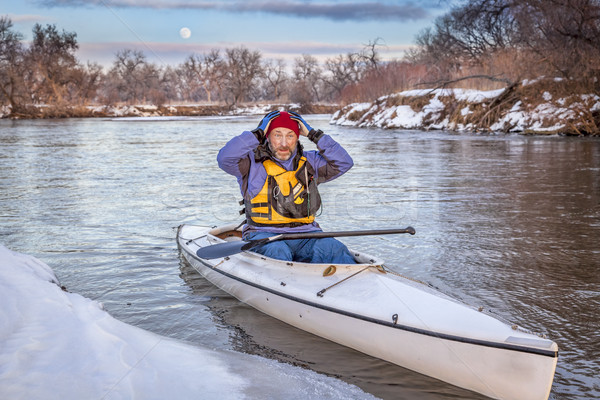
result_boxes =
[196,227,415,259]
[241,227,415,251]
[263,227,416,243]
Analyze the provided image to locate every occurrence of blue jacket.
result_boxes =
[217,130,353,234]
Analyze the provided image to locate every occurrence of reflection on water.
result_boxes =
[1,117,599,399]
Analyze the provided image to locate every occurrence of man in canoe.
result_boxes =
[217,110,356,264]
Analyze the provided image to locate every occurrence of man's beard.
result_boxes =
[269,142,293,160]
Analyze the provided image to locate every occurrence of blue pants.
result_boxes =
[245,231,356,264]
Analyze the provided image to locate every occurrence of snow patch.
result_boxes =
[330,86,599,135]
[0,245,376,400]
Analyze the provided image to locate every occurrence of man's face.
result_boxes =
[268,127,298,161]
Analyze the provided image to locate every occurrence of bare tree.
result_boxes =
[26,23,79,105]
[177,55,202,102]
[359,37,385,71]
[202,49,225,102]
[140,62,165,106]
[409,0,522,84]
[160,65,181,104]
[323,53,363,101]
[291,54,323,104]
[222,46,263,106]
[179,50,224,103]
[108,49,148,104]
[263,58,288,100]
[67,61,104,105]
[513,0,600,85]
[410,0,600,91]
[0,17,26,111]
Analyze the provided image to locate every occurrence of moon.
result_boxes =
[179,27,191,39]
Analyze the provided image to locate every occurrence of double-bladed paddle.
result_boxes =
[195,227,416,259]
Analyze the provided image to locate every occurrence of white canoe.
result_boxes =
[177,223,558,400]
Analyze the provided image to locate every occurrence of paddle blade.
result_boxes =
[196,240,248,259]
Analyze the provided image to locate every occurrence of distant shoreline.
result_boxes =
[4,83,600,137]
[0,103,338,120]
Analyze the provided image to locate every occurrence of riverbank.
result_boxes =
[331,79,600,136]
[0,103,338,120]
[3,79,599,136]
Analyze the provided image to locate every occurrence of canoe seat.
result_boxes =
[216,230,243,241]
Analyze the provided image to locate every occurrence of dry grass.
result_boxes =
[386,93,434,112]
[346,109,367,122]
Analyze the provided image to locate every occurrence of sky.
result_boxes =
[2,0,450,69]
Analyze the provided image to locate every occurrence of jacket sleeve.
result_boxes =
[217,131,262,195]
[217,131,258,178]
[307,134,354,184]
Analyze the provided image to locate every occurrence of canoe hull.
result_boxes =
[177,224,558,400]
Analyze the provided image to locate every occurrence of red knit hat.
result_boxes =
[266,111,300,137]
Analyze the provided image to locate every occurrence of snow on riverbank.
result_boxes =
[0,103,338,120]
[95,104,282,118]
[0,104,280,119]
[0,245,376,400]
[331,83,600,135]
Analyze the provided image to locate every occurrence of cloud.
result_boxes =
[226,1,429,21]
[5,13,52,23]
[36,0,431,21]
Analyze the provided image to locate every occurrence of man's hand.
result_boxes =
[252,111,280,142]
[288,111,312,136]
[289,111,324,143]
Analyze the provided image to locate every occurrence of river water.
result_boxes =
[1,115,598,399]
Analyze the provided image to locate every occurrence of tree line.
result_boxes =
[409,0,600,93]
[0,17,426,114]
[2,1,599,117]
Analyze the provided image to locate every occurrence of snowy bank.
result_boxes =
[331,82,600,135]
[0,245,375,400]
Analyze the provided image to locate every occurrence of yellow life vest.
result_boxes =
[245,157,321,227]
